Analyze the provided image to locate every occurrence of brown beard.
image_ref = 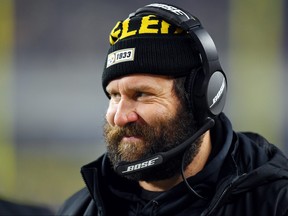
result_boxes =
[103,105,203,182]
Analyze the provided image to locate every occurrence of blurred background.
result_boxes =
[0,0,287,212]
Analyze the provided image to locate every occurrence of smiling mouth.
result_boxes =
[122,135,142,142]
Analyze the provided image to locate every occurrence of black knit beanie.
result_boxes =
[102,14,201,96]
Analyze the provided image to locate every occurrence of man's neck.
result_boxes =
[139,131,212,192]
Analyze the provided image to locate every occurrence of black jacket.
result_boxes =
[57,114,288,216]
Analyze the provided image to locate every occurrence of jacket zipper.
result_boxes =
[150,200,159,216]
[202,173,246,216]
[201,182,233,216]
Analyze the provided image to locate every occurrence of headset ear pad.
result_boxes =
[206,71,227,116]
[186,69,227,122]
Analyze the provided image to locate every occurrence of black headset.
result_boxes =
[116,4,227,186]
[129,3,227,124]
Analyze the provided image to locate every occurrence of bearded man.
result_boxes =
[58,3,288,216]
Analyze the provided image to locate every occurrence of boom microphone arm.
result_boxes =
[115,117,215,175]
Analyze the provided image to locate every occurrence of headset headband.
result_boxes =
[125,3,227,120]
[129,3,223,76]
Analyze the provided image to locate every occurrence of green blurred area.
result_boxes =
[13,149,86,207]
[0,0,16,197]
[228,0,284,148]
[0,0,86,209]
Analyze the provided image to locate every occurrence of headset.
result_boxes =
[128,3,227,124]
[114,4,227,198]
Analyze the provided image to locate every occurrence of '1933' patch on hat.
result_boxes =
[106,48,135,68]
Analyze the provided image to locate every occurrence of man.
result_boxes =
[58,3,288,216]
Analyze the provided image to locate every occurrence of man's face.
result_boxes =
[104,74,201,181]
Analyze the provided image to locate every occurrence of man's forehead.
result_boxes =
[106,74,173,90]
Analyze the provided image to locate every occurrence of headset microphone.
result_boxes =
[111,3,226,178]
[115,117,215,176]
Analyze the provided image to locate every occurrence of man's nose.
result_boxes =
[114,98,138,127]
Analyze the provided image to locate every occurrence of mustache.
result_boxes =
[104,122,155,141]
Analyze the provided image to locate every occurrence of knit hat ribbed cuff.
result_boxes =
[102,35,201,94]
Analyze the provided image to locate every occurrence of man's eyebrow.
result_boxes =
[106,81,163,94]
[131,84,157,91]
[105,86,113,93]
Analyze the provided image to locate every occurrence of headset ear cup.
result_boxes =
[186,69,227,124]
[206,71,227,116]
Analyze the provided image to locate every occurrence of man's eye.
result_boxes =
[135,91,152,99]
[110,93,121,100]
[135,92,146,98]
